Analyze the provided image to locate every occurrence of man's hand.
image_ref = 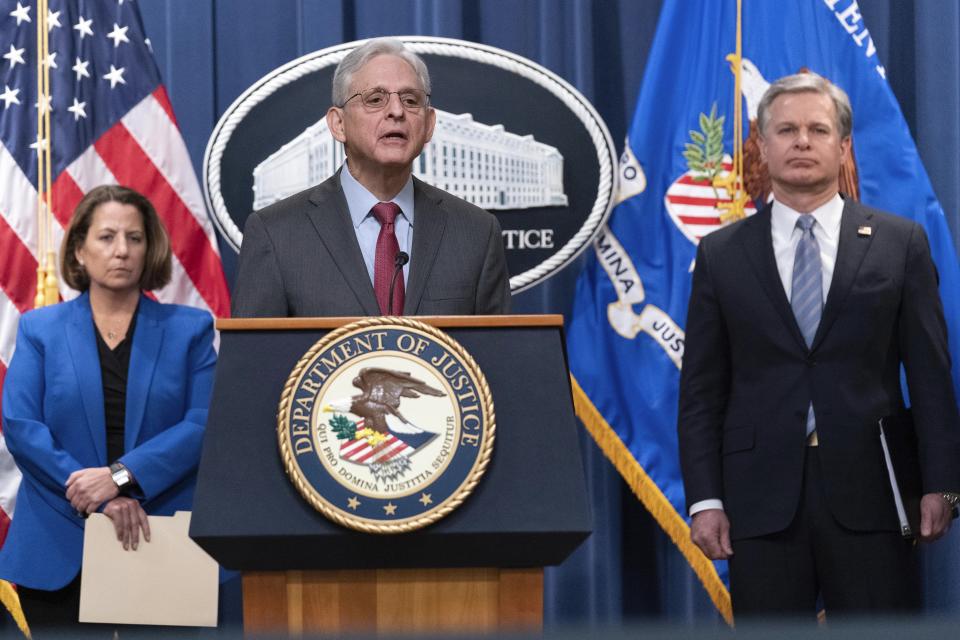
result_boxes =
[919,493,954,542]
[66,467,119,514]
[690,508,734,559]
[102,497,151,551]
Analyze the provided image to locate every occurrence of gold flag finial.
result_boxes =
[713,0,751,224]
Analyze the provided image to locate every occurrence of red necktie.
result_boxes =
[371,201,404,315]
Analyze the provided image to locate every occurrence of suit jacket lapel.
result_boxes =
[738,205,809,352]
[65,293,107,463]
[306,171,380,315]
[125,296,163,450]
[404,178,447,315]
[811,201,874,351]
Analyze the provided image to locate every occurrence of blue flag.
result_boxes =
[567,0,960,622]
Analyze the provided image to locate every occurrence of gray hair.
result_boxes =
[757,72,853,139]
[332,38,432,107]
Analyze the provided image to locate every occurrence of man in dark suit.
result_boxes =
[232,38,511,317]
[678,72,960,618]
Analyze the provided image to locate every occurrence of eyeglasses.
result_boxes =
[341,88,431,111]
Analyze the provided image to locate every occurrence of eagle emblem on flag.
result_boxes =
[665,60,861,245]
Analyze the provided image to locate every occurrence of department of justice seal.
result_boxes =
[277,318,495,533]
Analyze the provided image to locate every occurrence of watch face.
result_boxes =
[113,469,130,487]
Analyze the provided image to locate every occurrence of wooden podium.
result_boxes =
[190,316,591,634]
[242,568,542,634]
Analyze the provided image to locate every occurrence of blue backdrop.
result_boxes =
[137,0,960,625]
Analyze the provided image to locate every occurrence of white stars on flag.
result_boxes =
[0,85,19,109]
[47,10,62,31]
[9,3,30,26]
[107,23,129,48]
[4,44,25,69]
[67,98,87,121]
[29,133,47,152]
[35,95,52,115]
[103,65,126,88]
[73,57,91,80]
[73,16,94,39]
[43,51,58,70]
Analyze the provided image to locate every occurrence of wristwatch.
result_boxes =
[942,492,960,509]
[110,463,132,491]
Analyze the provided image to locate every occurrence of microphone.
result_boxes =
[388,251,409,315]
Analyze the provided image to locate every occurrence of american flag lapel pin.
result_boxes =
[857,226,872,237]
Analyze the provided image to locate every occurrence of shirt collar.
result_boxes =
[770,193,843,241]
[340,161,415,229]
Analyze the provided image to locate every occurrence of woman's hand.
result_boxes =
[66,467,119,514]
[102,497,151,551]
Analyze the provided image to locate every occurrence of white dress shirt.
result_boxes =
[339,161,414,285]
[688,194,844,517]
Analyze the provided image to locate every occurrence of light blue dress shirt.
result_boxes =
[339,161,414,286]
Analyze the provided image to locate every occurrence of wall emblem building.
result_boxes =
[253,110,567,212]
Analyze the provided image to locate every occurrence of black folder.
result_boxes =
[878,412,921,538]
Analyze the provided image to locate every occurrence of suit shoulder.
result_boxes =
[14,299,83,351]
[19,300,69,324]
[252,174,341,228]
[698,213,754,252]
[861,205,920,234]
[850,203,927,254]
[18,298,76,334]
[147,301,214,332]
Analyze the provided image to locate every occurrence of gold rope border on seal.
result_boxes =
[277,316,496,534]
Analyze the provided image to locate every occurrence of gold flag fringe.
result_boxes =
[570,375,733,625]
[0,580,29,638]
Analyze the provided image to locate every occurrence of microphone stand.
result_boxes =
[388,251,409,315]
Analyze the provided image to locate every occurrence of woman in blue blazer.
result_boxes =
[0,185,217,630]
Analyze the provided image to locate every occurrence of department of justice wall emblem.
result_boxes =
[204,37,617,294]
[277,318,494,533]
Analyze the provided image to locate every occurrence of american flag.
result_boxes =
[0,0,230,561]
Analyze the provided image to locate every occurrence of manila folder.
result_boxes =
[79,511,217,627]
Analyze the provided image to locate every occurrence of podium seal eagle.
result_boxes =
[277,318,495,533]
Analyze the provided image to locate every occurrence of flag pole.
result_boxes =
[33,0,57,309]
[32,0,46,310]
[41,0,58,306]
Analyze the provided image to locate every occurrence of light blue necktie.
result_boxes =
[791,215,822,437]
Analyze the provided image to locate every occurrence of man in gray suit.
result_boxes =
[232,38,511,317]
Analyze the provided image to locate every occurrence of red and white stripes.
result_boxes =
[340,434,412,465]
